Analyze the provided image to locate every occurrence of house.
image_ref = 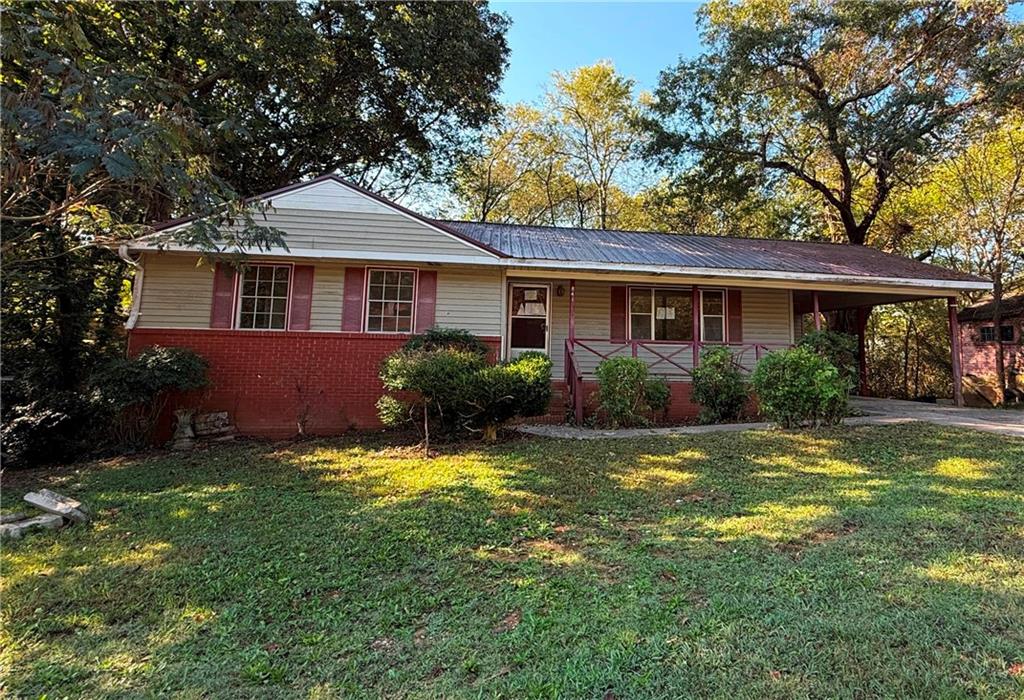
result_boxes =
[957,294,1024,405]
[122,175,991,437]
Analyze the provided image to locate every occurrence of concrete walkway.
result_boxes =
[519,396,1023,440]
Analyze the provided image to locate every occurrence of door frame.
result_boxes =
[507,282,551,357]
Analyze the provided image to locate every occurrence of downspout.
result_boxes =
[118,244,143,331]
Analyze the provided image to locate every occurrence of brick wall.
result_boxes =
[128,328,501,439]
[959,320,1024,405]
[552,379,703,424]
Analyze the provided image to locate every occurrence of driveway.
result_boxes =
[849,397,1024,438]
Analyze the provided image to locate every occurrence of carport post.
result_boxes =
[812,291,822,331]
[948,297,964,407]
[856,306,871,396]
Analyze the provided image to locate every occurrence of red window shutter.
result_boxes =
[210,262,236,329]
[727,289,742,343]
[610,286,627,340]
[414,270,437,333]
[288,265,315,331]
[341,267,366,331]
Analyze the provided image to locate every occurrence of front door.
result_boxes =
[509,284,549,356]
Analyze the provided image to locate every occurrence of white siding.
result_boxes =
[742,288,793,345]
[435,267,503,337]
[137,254,212,328]
[310,262,345,331]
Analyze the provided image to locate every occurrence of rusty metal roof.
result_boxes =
[439,220,986,284]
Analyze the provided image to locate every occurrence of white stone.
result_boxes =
[24,489,89,523]
[0,513,63,539]
[1,511,28,524]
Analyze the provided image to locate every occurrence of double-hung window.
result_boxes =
[700,290,726,342]
[629,288,693,341]
[366,268,416,332]
[238,264,290,329]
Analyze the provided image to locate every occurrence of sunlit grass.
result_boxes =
[1,424,1023,698]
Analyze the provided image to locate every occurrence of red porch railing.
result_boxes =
[563,338,792,425]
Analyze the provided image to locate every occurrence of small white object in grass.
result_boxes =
[23,489,89,524]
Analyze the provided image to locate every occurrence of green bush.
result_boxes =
[90,346,209,447]
[378,343,552,445]
[751,347,850,428]
[465,352,552,441]
[797,330,858,388]
[402,327,491,356]
[594,357,669,427]
[691,346,748,424]
[379,348,484,437]
[0,392,93,467]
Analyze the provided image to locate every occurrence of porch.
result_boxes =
[503,275,970,425]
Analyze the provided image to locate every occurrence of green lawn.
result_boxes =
[2,425,1023,698]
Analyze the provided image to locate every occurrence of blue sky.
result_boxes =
[493,1,705,104]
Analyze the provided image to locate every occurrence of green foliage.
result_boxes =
[402,327,491,356]
[797,330,858,388]
[691,346,748,424]
[594,357,669,427]
[751,347,850,428]
[0,393,93,468]
[646,1,1023,246]
[466,353,553,440]
[90,347,209,448]
[375,395,412,429]
[378,344,552,443]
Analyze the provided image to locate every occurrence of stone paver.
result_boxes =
[519,397,1022,440]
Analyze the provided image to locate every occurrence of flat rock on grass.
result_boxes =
[0,512,28,524]
[0,513,63,540]
[23,489,89,523]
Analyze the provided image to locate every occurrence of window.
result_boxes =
[980,325,1015,342]
[238,265,290,329]
[701,290,725,342]
[629,288,693,341]
[366,268,416,332]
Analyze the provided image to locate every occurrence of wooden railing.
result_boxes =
[563,338,792,424]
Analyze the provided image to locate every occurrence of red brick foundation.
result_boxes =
[128,328,501,439]
[548,379,702,424]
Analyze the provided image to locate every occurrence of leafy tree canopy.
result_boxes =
[646,0,1024,245]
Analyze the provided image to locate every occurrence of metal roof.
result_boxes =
[439,220,986,284]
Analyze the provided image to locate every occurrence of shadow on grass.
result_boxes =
[2,424,1022,698]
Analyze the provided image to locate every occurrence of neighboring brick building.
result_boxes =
[958,294,1024,406]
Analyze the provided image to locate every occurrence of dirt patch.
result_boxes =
[778,520,859,555]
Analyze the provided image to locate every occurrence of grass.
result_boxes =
[2,424,1023,698]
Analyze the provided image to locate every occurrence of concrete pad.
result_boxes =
[24,489,89,523]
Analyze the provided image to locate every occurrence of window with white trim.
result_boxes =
[366,268,416,332]
[238,264,290,329]
[701,290,725,342]
[629,288,693,341]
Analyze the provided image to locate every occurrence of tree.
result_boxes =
[895,115,1024,403]
[1,1,509,409]
[548,62,646,229]
[452,62,649,229]
[646,0,1023,246]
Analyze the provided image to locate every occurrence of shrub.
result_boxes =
[1,392,93,467]
[751,347,850,428]
[379,348,484,440]
[594,357,669,427]
[797,330,858,388]
[378,344,552,446]
[402,327,491,356]
[90,346,209,447]
[691,346,748,424]
[465,352,552,441]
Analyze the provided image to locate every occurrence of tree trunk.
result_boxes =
[992,280,1006,406]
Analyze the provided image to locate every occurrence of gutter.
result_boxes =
[118,244,144,330]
